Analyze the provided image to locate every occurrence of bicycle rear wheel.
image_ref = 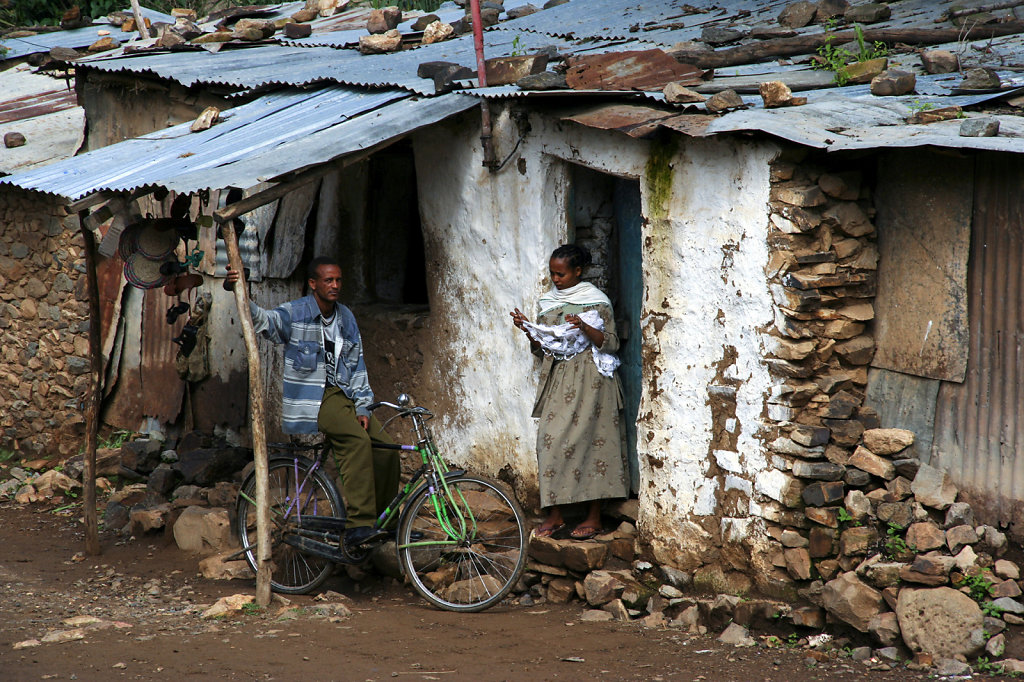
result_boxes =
[397,474,527,612]
[235,456,343,595]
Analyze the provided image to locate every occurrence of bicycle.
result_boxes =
[233,394,528,612]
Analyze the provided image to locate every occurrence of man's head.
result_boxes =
[307,256,342,312]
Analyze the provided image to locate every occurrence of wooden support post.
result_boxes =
[77,211,101,556]
[128,0,148,41]
[220,222,272,607]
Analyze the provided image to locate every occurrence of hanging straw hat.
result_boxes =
[135,220,180,260]
[123,252,174,289]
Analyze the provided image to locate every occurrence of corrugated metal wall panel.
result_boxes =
[933,153,1024,530]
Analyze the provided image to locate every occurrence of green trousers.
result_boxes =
[317,386,400,528]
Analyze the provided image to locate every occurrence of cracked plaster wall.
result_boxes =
[413,105,779,583]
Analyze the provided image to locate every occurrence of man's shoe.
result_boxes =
[345,526,389,547]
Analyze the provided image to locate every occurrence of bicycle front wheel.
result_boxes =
[397,474,527,612]
[236,456,343,595]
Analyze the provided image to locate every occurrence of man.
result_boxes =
[226,257,398,547]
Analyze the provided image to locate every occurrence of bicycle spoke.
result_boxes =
[398,475,526,612]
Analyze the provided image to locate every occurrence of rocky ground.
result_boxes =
[0,501,976,682]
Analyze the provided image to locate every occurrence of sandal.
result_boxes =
[533,523,564,538]
[570,524,601,540]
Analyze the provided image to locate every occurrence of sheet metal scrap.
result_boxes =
[0,89,78,125]
[565,49,703,91]
[562,103,682,137]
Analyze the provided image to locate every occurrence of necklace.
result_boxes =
[321,311,336,326]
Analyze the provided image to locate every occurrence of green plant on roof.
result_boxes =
[814,23,888,86]
[510,35,526,57]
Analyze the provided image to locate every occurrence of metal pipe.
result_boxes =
[468,0,498,170]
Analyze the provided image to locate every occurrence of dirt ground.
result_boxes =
[0,502,1008,682]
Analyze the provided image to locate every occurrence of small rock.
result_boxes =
[367,7,401,34]
[959,67,1001,90]
[283,22,312,38]
[508,4,539,19]
[821,572,885,632]
[868,611,901,647]
[992,596,1024,614]
[921,49,958,74]
[718,622,755,647]
[944,502,974,529]
[778,1,816,28]
[759,80,806,108]
[862,428,915,455]
[422,20,454,44]
[986,632,1006,658]
[946,524,979,554]
[911,463,957,510]
[844,2,890,23]
[848,446,895,480]
[705,89,745,114]
[359,29,402,54]
[960,118,1000,138]
[202,593,254,619]
[906,522,945,552]
[663,81,706,103]
[517,71,567,90]
[701,27,744,46]
[934,658,972,677]
[411,13,440,30]
[841,57,887,85]
[870,70,916,96]
[995,559,1020,580]
[814,0,849,23]
[4,132,27,148]
[602,598,631,621]
[291,8,318,22]
[580,609,614,622]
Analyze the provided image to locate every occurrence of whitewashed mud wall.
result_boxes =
[413,107,779,591]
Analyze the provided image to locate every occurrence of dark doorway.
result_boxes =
[568,164,643,494]
[350,139,428,305]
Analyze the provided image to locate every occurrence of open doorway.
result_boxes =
[568,164,643,494]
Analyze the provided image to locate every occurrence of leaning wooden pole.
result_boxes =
[77,211,101,556]
[128,0,148,41]
[220,223,272,606]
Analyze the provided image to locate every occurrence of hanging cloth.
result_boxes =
[522,310,622,378]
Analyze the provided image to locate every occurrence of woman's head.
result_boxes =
[549,244,591,290]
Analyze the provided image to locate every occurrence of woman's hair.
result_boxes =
[550,244,592,269]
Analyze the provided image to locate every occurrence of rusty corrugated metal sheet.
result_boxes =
[872,149,972,382]
[932,153,1024,532]
[0,88,77,125]
[563,104,682,138]
[141,288,187,424]
[565,49,703,91]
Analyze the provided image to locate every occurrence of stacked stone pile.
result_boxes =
[0,190,86,457]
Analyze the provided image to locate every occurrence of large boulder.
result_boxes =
[821,572,885,632]
[896,587,984,658]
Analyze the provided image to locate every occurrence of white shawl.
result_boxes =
[537,281,612,316]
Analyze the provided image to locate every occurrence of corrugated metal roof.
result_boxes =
[75,30,580,95]
[0,86,477,199]
[0,7,174,60]
[0,67,84,174]
[280,0,538,48]
[494,0,968,48]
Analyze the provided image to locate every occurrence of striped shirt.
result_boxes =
[249,295,373,434]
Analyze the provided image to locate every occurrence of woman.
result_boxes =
[510,244,630,540]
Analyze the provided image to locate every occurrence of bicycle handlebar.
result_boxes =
[367,400,432,418]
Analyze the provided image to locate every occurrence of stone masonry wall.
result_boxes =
[757,148,881,585]
[0,188,89,457]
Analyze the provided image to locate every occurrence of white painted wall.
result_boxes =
[413,106,778,573]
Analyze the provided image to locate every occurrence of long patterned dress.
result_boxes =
[532,301,630,507]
